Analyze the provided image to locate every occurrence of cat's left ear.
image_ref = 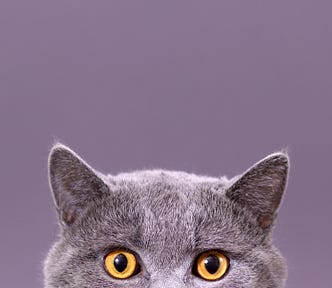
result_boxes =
[48,143,110,227]
[226,152,289,229]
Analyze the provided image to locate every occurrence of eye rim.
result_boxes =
[103,249,140,279]
[192,250,229,281]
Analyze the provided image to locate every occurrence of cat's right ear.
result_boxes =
[48,143,110,227]
[226,152,289,230]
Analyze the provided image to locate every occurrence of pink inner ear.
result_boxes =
[57,188,80,225]
[61,207,76,226]
[258,214,274,229]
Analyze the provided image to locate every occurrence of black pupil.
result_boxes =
[114,254,128,272]
[204,255,220,274]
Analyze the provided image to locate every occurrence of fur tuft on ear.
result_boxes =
[48,143,109,227]
[226,152,289,229]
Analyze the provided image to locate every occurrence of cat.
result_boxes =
[44,143,289,288]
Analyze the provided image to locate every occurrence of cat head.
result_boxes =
[44,143,289,288]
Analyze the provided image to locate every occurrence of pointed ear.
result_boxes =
[48,143,110,227]
[226,152,289,229]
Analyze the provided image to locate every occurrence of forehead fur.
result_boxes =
[66,170,266,265]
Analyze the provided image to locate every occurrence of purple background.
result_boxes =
[1,1,331,287]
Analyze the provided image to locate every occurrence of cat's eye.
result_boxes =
[104,250,139,279]
[193,251,229,281]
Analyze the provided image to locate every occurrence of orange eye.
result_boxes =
[194,251,229,281]
[104,250,138,279]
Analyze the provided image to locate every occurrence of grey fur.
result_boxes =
[44,144,289,288]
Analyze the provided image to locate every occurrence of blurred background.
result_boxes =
[0,1,331,287]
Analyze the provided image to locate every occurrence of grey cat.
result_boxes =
[44,143,289,288]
